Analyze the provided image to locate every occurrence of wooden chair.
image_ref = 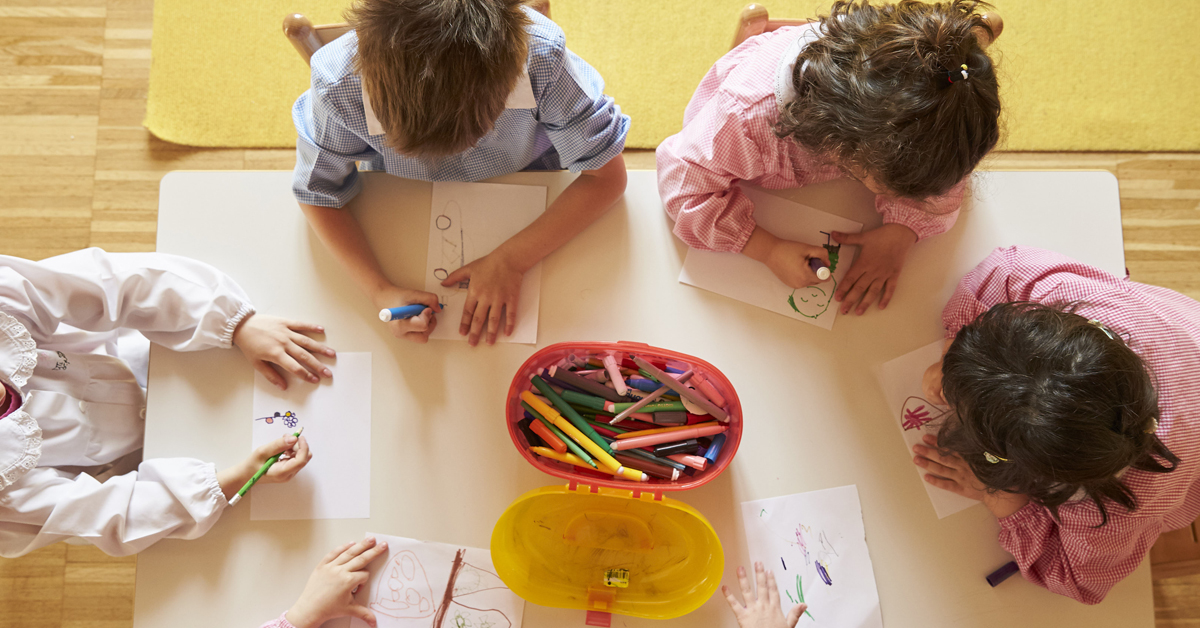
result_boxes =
[283,0,552,66]
[1152,523,1200,579]
[732,3,1004,50]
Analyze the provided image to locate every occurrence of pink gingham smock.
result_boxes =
[943,246,1200,604]
[656,24,966,253]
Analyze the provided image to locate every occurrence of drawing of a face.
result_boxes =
[370,550,436,619]
[788,284,833,319]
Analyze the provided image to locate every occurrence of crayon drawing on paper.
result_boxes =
[423,181,547,344]
[351,535,524,628]
[742,486,882,628]
[678,188,863,331]
[875,340,979,518]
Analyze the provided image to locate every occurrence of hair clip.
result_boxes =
[1146,417,1159,434]
[1088,319,1116,340]
[984,451,1007,464]
[947,63,969,84]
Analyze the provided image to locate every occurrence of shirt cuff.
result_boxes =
[998,500,1044,529]
[220,303,256,350]
[262,611,299,628]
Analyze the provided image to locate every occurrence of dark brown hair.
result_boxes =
[348,0,531,157]
[937,302,1178,525]
[777,0,1001,200]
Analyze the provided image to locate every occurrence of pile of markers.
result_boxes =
[514,352,734,484]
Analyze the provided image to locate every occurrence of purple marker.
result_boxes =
[986,561,1020,587]
[808,258,831,281]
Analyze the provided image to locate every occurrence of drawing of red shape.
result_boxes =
[370,550,437,619]
[900,396,948,432]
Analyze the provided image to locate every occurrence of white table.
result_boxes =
[134,169,1151,628]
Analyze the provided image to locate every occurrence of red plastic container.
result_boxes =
[505,341,742,491]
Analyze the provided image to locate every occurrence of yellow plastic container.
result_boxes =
[491,342,730,625]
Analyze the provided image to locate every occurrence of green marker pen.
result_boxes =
[228,427,303,506]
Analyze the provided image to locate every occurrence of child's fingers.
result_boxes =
[831,230,862,245]
[765,569,780,607]
[924,473,962,492]
[485,302,502,345]
[467,301,490,346]
[441,265,471,288]
[290,331,337,360]
[505,300,517,336]
[333,536,377,566]
[286,341,328,382]
[345,604,377,628]
[736,565,755,604]
[321,541,356,565]
[786,604,807,628]
[344,540,389,572]
[270,437,311,479]
[720,585,746,614]
[753,562,768,603]
[878,277,898,310]
[274,351,319,384]
[913,442,962,469]
[834,265,864,302]
[913,453,955,478]
[459,295,480,337]
[253,361,287,391]
[922,433,938,447]
[855,277,884,315]
[285,320,326,336]
[255,433,300,460]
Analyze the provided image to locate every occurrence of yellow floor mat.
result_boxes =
[146,0,1199,151]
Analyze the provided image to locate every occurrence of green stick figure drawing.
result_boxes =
[787,232,840,319]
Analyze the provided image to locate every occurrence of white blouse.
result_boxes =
[0,248,255,557]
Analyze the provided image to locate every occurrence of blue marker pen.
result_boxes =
[703,433,727,464]
[379,304,446,322]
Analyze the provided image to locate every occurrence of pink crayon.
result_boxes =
[610,424,728,451]
[668,454,708,471]
[690,373,727,408]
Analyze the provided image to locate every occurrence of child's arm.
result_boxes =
[299,202,443,344]
[439,155,627,346]
[722,562,807,628]
[0,249,334,387]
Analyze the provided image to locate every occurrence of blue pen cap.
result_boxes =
[703,433,727,464]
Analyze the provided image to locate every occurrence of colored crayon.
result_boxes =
[622,446,688,471]
[521,392,646,482]
[606,400,687,414]
[548,366,625,402]
[560,389,607,411]
[610,424,728,451]
[601,355,628,396]
[529,419,567,453]
[633,357,729,422]
[613,452,679,481]
[654,439,701,456]
[690,373,727,407]
[607,369,693,424]
[668,454,708,471]
[530,376,612,453]
[523,402,597,468]
[531,447,619,477]
[615,421,719,439]
[704,433,727,463]
[986,561,1020,587]
[651,411,687,425]
[518,418,547,449]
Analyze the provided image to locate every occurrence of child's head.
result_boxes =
[777,0,1001,200]
[937,302,1178,523]
[348,0,531,157]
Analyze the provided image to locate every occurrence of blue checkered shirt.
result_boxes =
[292,8,630,207]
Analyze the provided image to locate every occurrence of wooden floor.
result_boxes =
[2,0,1200,626]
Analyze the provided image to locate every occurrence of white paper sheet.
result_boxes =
[876,340,979,519]
[425,181,547,344]
[742,486,882,628]
[678,188,863,331]
[249,352,371,520]
[349,534,525,628]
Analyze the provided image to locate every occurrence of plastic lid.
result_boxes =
[490,483,723,620]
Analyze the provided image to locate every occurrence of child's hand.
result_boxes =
[233,314,335,389]
[723,563,807,628]
[371,285,442,344]
[285,537,389,628]
[912,434,1030,517]
[831,224,917,315]
[217,433,311,499]
[442,251,523,346]
[922,360,946,405]
[766,240,831,288]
